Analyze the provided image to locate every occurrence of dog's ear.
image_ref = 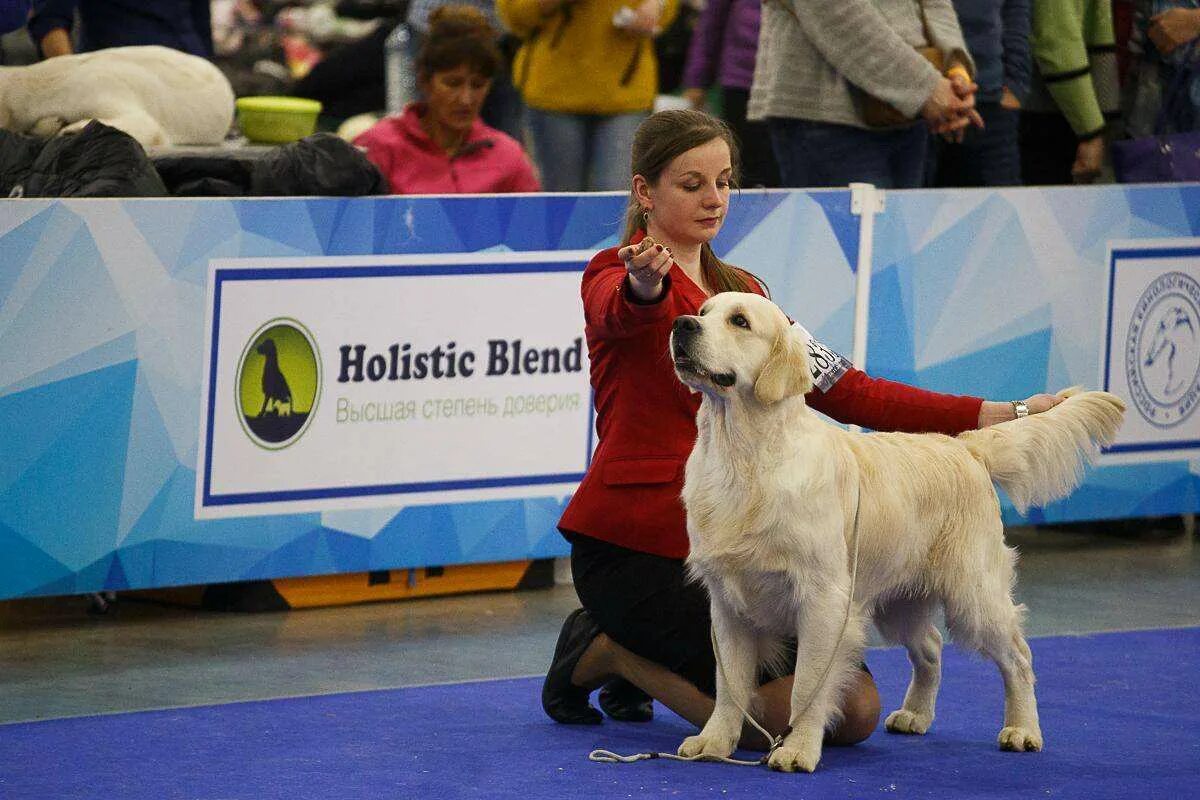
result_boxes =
[754,328,812,405]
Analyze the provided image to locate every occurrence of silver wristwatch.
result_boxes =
[1011,400,1030,419]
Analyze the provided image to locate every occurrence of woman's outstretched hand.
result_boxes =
[977,394,1064,427]
[618,234,674,301]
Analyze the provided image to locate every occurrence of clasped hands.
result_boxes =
[922,69,985,143]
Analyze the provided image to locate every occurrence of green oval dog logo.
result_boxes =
[236,319,321,449]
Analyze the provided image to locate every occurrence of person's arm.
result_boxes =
[1030,0,1106,139]
[681,0,731,97]
[790,325,1062,433]
[786,0,944,118]
[1147,7,1200,56]
[808,368,985,434]
[1001,0,1033,102]
[28,0,76,56]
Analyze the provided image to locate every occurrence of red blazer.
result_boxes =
[558,243,984,559]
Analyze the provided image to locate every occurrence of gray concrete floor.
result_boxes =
[0,522,1195,726]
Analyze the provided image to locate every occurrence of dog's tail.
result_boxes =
[958,388,1126,513]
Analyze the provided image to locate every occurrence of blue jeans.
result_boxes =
[525,108,647,192]
[928,103,1020,187]
[768,118,930,189]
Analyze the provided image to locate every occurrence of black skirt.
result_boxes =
[568,532,803,697]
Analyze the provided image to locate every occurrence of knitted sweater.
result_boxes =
[748,0,973,128]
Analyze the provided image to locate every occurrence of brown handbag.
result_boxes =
[861,42,943,128]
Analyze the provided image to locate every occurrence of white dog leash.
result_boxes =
[589,485,864,768]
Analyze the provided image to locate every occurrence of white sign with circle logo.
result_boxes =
[1102,240,1200,460]
[195,251,596,519]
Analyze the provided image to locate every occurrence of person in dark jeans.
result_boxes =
[930,0,1031,186]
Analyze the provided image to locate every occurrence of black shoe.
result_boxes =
[599,678,653,722]
[541,608,603,724]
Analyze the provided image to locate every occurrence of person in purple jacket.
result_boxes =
[680,0,779,187]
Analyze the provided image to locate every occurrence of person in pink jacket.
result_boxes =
[355,5,541,194]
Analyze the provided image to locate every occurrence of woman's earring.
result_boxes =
[643,208,651,224]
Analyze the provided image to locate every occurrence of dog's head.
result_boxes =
[256,339,277,358]
[670,292,813,405]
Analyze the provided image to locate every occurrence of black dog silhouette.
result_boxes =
[256,338,292,417]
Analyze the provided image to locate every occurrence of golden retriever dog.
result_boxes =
[0,46,234,147]
[669,292,1125,773]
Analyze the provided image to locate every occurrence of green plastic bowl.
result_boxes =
[236,96,323,144]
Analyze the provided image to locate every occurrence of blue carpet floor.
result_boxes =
[0,627,1196,800]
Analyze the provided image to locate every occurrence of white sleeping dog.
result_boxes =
[0,46,234,147]
[669,292,1125,773]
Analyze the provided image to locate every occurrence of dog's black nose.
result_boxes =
[673,316,701,334]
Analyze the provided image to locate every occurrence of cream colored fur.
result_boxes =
[0,46,234,147]
[669,293,1125,773]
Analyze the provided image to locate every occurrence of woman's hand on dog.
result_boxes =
[977,394,1064,427]
[618,235,673,302]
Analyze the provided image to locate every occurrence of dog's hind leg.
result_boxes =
[29,117,67,138]
[942,536,1042,752]
[875,595,941,735]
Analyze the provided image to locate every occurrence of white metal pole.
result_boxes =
[848,182,884,434]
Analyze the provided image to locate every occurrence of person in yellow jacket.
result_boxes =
[498,0,680,190]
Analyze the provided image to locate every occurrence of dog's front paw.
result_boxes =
[997,726,1043,752]
[767,740,822,773]
[885,708,933,735]
[677,733,736,760]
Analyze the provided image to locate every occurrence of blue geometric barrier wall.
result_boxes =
[0,190,857,599]
[4,185,1194,601]
[868,185,1200,524]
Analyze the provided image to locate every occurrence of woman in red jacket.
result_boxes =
[543,109,1061,747]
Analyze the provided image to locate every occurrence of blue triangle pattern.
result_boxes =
[919,328,1052,398]
[0,331,137,400]
[0,204,54,304]
[0,356,137,490]
[0,519,72,598]
[0,360,137,570]
[806,190,860,269]
[233,200,322,254]
[556,196,625,250]
[866,264,916,380]
[321,198,380,255]
[713,191,789,255]
[124,199,197,270]
[443,195,517,251]
[370,504,461,568]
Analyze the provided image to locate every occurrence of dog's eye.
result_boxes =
[729,314,750,329]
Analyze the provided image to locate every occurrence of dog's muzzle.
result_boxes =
[671,316,735,387]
